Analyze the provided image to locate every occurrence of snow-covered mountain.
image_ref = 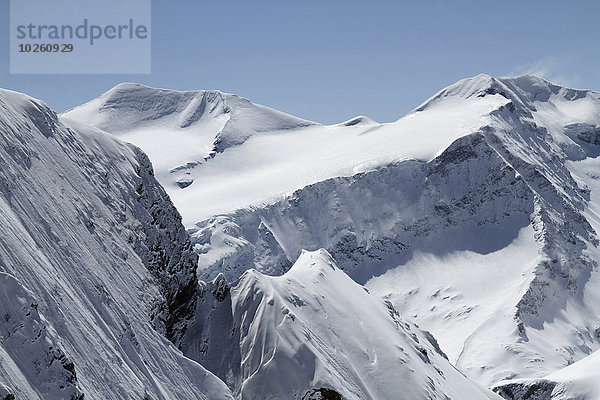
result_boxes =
[65,74,600,397]
[63,83,316,191]
[0,89,233,399]
[179,249,499,400]
[8,73,600,398]
[63,79,507,223]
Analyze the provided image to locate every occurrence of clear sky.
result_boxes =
[1,0,599,124]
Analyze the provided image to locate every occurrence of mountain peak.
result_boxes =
[413,74,506,112]
[62,83,318,172]
[221,246,497,399]
[290,249,339,274]
[0,87,50,116]
[337,115,378,127]
[498,74,598,106]
[412,73,600,116]
[100,82,230,105]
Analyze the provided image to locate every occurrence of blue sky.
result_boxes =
[1,0,600,124]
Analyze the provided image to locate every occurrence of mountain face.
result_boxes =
[492,153,600,400]
[0,89,232,399]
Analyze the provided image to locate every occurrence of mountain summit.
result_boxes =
[63,83,317,189]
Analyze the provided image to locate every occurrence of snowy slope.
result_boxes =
[179,249,500,400]
[64,76,509,224]
[0,89,233,399]
[63,83,316,192]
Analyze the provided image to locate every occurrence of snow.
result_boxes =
[184,249,501,399]
[0,88,233,399]
[63,79,510,225]
[365,225,539,369]
[544,349,600,399]
[189,129,536,286]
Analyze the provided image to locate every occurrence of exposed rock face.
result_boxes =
[493,380,557,400]
[127,145,199,341]
[302,388,344,400]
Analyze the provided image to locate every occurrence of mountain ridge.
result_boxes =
[0,87,233,399]
[179,249,500,399]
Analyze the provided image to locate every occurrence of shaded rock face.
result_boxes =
[175,275,242,393]
[302,388,344,400]
[563,123,600,158]
[128,146,199,341]
[493,380,557,400]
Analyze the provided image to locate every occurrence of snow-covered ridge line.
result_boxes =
[412,74,600,115]
[63,82,318,153]
[179,249,500,400]
[63,75,510,223]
